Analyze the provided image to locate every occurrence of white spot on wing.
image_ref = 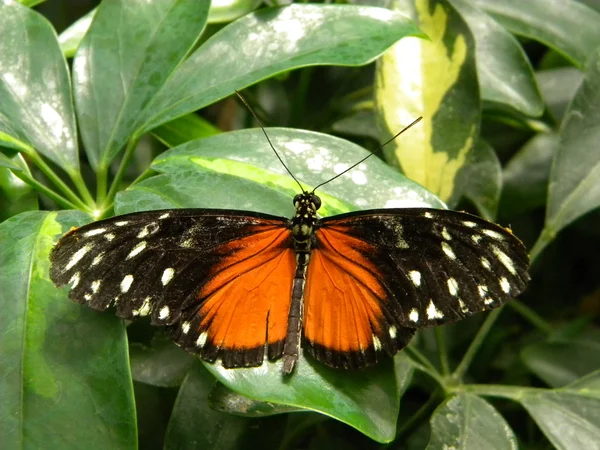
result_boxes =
[484,298,494,305]
[424,212,434,219]
[91,280,101,293]
[65,244,92,270]
[427,300,444,320]
[500,277,511,293]
[120,274,134,293]
[483,229,505,240]
[463,221,477,228]
[158,212,170,219]
[84,228,106,237]
[389,326,397,339]
[447,278,459,296]
[84,293,92,301]
[158,305,170,320]
[481,257,491,270]
[441,242,456,260]
[471,235,482,244]
[127,241,147,259]
[478,285,488,298]
[91,252,105,266]
[104,233,115,241]
[161,268,175,285]
[69,273,80,288]
[409,270,422,287]
[409,308,419,322]
[459,299,468,313]
[372,335,382,351]
[196,331,208,348]
[441,227,452,241]
[133,297,152,317]
[182,321,191,334]
[492,246,517,275]
[115,221,129,226]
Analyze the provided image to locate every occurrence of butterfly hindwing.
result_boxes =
[315,208,530,334]
[49,209,294,368]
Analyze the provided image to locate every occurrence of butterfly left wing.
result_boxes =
[302,208,529,369]
[49,209,295,368]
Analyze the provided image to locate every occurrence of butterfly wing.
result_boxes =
[49,209,295,368]
[303,208,530,369]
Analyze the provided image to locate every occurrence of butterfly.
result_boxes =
[49,115,530,375]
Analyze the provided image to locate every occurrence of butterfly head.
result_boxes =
[291,192,321,242]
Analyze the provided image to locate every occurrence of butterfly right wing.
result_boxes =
[49,209,295,368]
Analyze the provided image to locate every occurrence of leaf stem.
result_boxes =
[452,308,502,382]
[435,327,450,376]
[449,383,546,401]
[529,227,555,263]
[12,170,81,211]
[28,152,88,210]
[103,137,140,211]
[508,300,553,334]
[96,164,108,205]
[69,170,95,206]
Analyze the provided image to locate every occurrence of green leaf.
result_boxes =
[0,1,79,173]
[500,132,557,218]
[520,371,600,450]
[210,382,302,417]
[164,363,287,450]
[536,67,585,122]
[57,9,95,58]
[0,154,38,221]
[522,339,600,388]
[472,0,600,68]
[209,0,262,23]
[532,49,600,259]
[139,4,423,132]
[427,394,517,450]
[152,113,221,148]
[375,0,480,204]
[459,139,501,220]
[0,211,136,449]
[73,0,211,170]
[117,128,445,216]
[130,333,196,388]
[450,0,543,117]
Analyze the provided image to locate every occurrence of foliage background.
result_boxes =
[1,0,600,449]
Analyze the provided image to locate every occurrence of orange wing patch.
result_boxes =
[196,227,294,365]
[304,226,387,354]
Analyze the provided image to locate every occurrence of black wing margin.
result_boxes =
[318,208,530,329]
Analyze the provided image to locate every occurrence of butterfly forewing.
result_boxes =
[50,209,294,367]
[317,208,529,329]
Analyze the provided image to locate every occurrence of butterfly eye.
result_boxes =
[310,194,322,211]
[293,194,302,205]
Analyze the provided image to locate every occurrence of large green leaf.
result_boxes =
[473,0,600,68]
[0,153,38,221]
[138,4,423,133]
[522,339,600,388]
[0,211,136,449]
[152,113,221,148]
[375,0,479,204]
[520,371,600,450]
[427,394,517,450]
[73,0,211,170]
[536,67,584,122]
[0,1,78,173]
[450,0,543,117]
[500,133,557,219]
[532,49,600,258]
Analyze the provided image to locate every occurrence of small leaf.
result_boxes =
[130,333,196,388]
[375,0,479,204]
[139,4,423,132]
[427,394,517,450]
[520,370,600,450]
[0,154,38,221]
[522,339,600,388]
[152,113,221,148]
[473,0,600,68]
[73,0,211,170]
[532,49,600,258]
[0,1,79,173]
[0,211,136,448]
[208,0,262,23]
[57,9,95,58]
[501,133,557,218]
[456,139,501,220]
[536,67,585,122]
[450,0,543,117]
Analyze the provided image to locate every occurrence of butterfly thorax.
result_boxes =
[290,192,321,253]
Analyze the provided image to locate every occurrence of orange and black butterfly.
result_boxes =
[49,118,530,375]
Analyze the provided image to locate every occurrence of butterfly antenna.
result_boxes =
[312,116,423,193]
[234,90,305,193]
